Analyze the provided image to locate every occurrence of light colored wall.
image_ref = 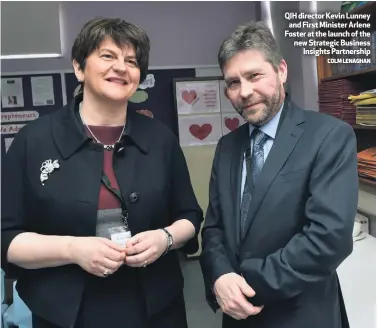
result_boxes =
[2,1,257,72]
[1,2,61,56]
[182,145,217,256]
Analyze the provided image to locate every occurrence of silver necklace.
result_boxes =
[79,102,126,151]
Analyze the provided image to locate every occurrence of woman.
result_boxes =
[1,18,203,328]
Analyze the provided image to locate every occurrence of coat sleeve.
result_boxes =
[168,136,204,255]
[239,121,358,304]
[199,138,237,311]
[1,128,29,279]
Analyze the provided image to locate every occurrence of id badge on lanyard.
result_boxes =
[101,174,132,247]
[109,226,131,247]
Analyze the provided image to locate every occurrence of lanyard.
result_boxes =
[101,173,129,228]
[244,147,254,195]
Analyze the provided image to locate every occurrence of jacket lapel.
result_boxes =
[230,124,250,245]
[241,101,305,241]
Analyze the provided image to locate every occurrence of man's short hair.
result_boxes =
[218,21,284,72]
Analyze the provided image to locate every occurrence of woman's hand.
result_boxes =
[69,237,126,277]
[124,230,168,267]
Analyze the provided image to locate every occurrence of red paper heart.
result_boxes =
[189,124,212,140]
[225,117,240,131]
[182,90,198,105]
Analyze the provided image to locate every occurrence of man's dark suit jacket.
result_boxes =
[200,99,358,328]
[1,94,203,328]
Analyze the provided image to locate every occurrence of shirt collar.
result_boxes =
[52,94,148,159]
[248,102,284,140]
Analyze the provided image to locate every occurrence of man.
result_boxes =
[200,21,358,328]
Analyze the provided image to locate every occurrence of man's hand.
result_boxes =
[213,273,264,320]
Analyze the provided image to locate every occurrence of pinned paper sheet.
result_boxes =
[1,124,25,135]
[1,77,24,108]
[1,111,39,123]
[175,80,220,115]
[221,113,246,135]
[219,80,235,113]
[4,138,14,152]
[178,114,222,146]
[31,76,55,106]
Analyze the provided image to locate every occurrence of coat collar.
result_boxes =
[52,94,149,159]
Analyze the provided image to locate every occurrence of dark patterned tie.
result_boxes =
[240,129,268,236]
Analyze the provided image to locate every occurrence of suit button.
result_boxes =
[129,192,139,203]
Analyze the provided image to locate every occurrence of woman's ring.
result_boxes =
[142,260,148,267]
[103,268,109,277]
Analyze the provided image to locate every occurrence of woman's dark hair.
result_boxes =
[71,18,150,83]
